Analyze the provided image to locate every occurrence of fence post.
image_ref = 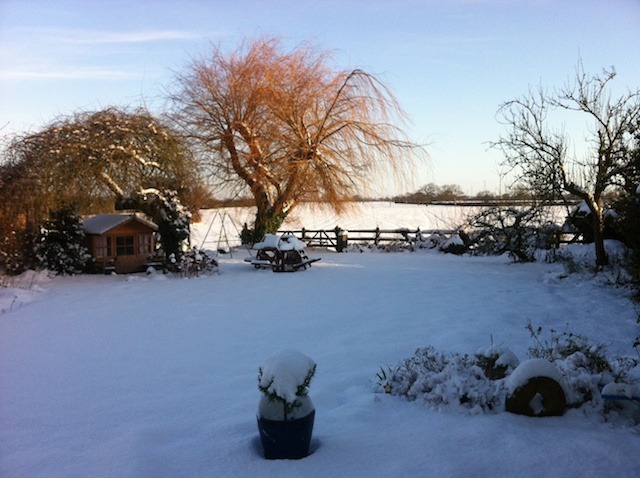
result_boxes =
[375,227,380,246]
[335,227,348,252]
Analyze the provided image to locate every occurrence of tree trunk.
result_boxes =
[252,207,285,244]
[592,212,609,267]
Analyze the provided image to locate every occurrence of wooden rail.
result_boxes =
[275,227,582,251]
[277,227,457,251]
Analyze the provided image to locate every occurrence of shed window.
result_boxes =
[116,235,135,256]
[95,236,112,258]
[138,233,153,255]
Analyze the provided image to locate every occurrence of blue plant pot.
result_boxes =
[257,409,315,459]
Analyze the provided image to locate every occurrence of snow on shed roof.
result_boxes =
[83,213,157,235]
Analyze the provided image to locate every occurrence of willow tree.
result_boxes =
[2,107,198,226]
[170,36,423,242]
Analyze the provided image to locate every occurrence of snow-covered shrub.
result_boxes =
[439,234,466,255]
[375,346,507,413]
[526,321,640,405]
[258,349,316,420]
[415,231,448,250]
[475,344,519,380]
[465,206,555,262]
[35,208,89,275]
[376,324,639,419]
[136,188,191,264]
[173,247,218,277]
[566,201,622,243]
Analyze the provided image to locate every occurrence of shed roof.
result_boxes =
[83,213,157,235]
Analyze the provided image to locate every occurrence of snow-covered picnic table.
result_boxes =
[245,234,320,272]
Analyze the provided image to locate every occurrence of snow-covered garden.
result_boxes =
[1,204,640,477]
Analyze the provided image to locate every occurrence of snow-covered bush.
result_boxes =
[415,231,448,250]
[258,350,316,421]
[375,346,508,413]
[35,208,89,275]
[172,247,218,277]
[376,323,639,418]
[545,240,635,286]
[525,321,639,405]
[439,234,466,255]
[566,201,622,243]
[465,206,556,262]
[475,344,519,380]
[136,188,192,266]
[343,232,460,253]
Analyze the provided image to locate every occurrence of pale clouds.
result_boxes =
[54,28,204,45]
[0,68,141,81]
[0,27,202,82]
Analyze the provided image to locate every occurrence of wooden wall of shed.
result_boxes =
[87,220,157,274]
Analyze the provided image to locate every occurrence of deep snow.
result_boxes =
[1,208,640,477]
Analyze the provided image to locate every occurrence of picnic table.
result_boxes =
[245,234,320,272]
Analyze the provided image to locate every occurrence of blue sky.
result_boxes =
[1,0,639,195]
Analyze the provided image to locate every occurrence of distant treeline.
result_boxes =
[203,182,590,209]
[390,183,584,206]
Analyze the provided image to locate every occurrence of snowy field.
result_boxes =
[2,239,640,476]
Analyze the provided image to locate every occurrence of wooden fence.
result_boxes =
[277,227,457,251]
[276,226,582,251]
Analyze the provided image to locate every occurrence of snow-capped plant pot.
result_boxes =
[257,349,316,459]
[505,358,567,417]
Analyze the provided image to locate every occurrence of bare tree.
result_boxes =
[492,63,640,266]
[170,36,424,241]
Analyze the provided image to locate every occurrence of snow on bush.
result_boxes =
[258,349,316,420]
[35,208,90,275]
[376,323,639,421]
[375,346,508,414]
[525,321,639,405]
[172,247,218,277]
[137,188,191,264]
[475,344,520,380]
[439,234,466,255]
[464,206,560,262]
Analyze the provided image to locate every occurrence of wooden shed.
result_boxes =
[83,213,158,274]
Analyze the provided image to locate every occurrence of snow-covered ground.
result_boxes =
[1,205,639,477]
